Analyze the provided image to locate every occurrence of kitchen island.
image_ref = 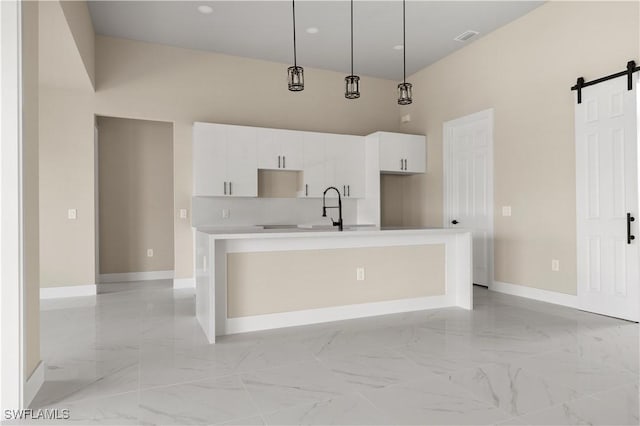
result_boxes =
[195,227,472,343]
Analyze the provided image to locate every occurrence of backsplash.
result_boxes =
[191,196,359,227]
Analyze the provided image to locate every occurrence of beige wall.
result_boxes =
[23,0,40,378]
[59,0,94,88]
[394,1,639,295]
[258,170,299,198]
[97,116,174,274]
[92,35,401,279]
[227,245,445,318]
[39,0,96,289]
[39,87,95,287]
[38,1,92,91]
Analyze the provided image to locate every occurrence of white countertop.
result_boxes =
[195,226,469,240]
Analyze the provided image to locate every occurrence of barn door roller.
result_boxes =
[572,60,640,104]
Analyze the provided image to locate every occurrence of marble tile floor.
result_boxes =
[14,280,638,425]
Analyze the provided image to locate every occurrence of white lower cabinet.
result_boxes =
[193,123,257,197]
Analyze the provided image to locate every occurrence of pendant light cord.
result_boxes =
[402,0,406,84]
[292,0,297,67]
[350,0,354,76]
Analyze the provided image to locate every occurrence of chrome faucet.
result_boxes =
[322,187,343,231]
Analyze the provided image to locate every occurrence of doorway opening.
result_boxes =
[95,116,174,290]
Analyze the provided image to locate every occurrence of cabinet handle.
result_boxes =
[343,185,346,196]
[347,185,350,197]
[224,181,227,195]
[400,159,404,170]
[305,184,308,197]
[278,155,281,168]
[404,159,408,170]
[229,182,232,195]
[628,213,636,244]
[283,155,286,169]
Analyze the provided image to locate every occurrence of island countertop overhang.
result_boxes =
[195,226,471,240]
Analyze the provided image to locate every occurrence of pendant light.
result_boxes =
[287,0,304,91]
[344,0,360,99]
[397,0,412,105]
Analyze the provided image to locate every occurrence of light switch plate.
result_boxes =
[551,259,560,272]
[147,249,154,258]
[179,208,188,219]
[401,114,411,123]
[356,267,365,281]
[502,206,512,217]
[67,209,77,220]
[222,209,230,219]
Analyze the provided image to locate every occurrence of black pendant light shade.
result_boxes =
[288,66,304,91]
[288,0,304,92]
[397,0,412,105]
[345,0,360,99]
[345,75,360,99]
[398,82,412,105]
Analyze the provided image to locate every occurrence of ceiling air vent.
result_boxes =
[454,30,479,42]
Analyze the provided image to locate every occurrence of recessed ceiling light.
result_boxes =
[306,27,319,34]
[393,44,404,50]
[197,5,213,14]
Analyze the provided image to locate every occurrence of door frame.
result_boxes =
[443,108,495,287]
[1,0,26,411]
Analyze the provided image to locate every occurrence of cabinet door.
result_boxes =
[279,130,303,171]
[323,134,341,198]
[379,132,426,174]
[257,128,281,170]
[193,123,227,196]
[338,135,365,198]
[379,132,406,173]
[301,132,326,198]
[404,135,426,173]
[226,125,257,197]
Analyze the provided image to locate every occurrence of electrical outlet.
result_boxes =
[147,249,154,258]
[401,114,411,123]
[356,267,365,281]
[502,206,512,217]
[551,259,560,272]
[67,208,77,220]
[179,208,188,219]
[222,209,230,219]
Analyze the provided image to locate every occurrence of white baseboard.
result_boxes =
[24,361,44,407]
[490,281,578,308]
[173,278,195,289]
[99,270,174,283]
[40,284,97,299]
[222,295,452,337]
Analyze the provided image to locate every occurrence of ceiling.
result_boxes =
[88,0,543,80]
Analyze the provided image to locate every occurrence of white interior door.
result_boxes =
[444,109,494,286]
[576,74,639,322]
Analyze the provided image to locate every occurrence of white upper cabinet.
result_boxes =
[257,128,303,171]
[300,133,365,199]
[193,123,227,197]
[325,134,365,198]
[300,132,326,198]
[193,123,257,197]
[193,123,415,200]
[378,132,426,174]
